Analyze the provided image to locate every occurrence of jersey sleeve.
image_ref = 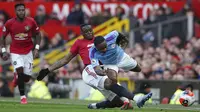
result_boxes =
[104,30,119,44]
[2,21,10,37]
[32,19,39,33]
[70,40,79,55]
[89,47,99,67]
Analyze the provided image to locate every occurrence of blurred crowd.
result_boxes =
[123,37,200,80]
[0,2,194,51]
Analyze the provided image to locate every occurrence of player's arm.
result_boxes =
[32,19,41,58]
[48,52,75,72]
[0,34,7,49]
[37,52,76,81]
[34,32,41,49]
[116,32,128,49]
[0,23,9,60]
[89,48,106,76]
[94,66,107,76]
[33,31,41,58]
[90,57,107,76]
[104,30,128,49]
[37,40,79,81]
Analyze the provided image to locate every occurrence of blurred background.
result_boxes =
[0,0,200,105]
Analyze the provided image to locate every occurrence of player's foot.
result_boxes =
[37,72,48,81]
[128,102,133,109]
[121,101,133,110]
[136,92,152,108]
[12,72,18,87]
[121,101,129,110]
[88,103,97,109]
[21,97,27,104]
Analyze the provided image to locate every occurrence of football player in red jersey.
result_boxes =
[37,24,134,110]
[0,3,41,104]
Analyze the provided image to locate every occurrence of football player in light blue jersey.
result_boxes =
[89,30,141,73]
[88,30,152,108]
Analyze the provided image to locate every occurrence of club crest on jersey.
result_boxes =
[111,44,116,48]
[91,59,96,64]
[25,26,30,31]
[13,61,17,65]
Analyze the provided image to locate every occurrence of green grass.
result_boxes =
[0,98,199,112]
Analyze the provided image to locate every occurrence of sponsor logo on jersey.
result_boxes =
[85,67,97,79]
[15,33,28,40]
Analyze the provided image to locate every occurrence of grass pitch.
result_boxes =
[0,98,199,112]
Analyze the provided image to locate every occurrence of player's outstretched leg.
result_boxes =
[104,79,134,100]
[104,78,152,108]
[88,96,123,109]
[37,68,50,81]
[120,98,133,110]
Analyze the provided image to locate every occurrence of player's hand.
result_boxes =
[33,49,39,58]
[94,66,107,76]
[37,68,50,81]
[2,52,9,61]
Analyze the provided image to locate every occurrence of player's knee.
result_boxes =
[111,96,123,107]
[24,75,31,83]
[16,67,24,74]
[104,78,113,90]
[106,69,117,84]
[130,64,141,72]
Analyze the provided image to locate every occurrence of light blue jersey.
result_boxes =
[89,30,125,67]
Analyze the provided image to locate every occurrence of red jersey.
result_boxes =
[70,38,94,65]
[2,17,39,54]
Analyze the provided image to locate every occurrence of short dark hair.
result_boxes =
[80,24,90,29]
[94,36,105,46]
[15,3,25,9]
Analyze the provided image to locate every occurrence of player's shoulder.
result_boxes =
[72,39,82,47]
[26,17,34,20]
[109,30,118,35]
[26,17,36,22]
[74,39,83,44]
[107,30,118,36]
[89,46,97,57]
[75,38,91,44]
[76,38,83,42]
[104,30,119,41]
[5,18,16,24]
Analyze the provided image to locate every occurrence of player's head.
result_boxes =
[184,84,193,91]
[80,24,94,40]
[94,36,107,53]
[15,3,25,20]
[180,83,193,91]
[139,82,151,94]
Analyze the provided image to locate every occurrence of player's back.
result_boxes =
[89,30,124,65]
[70,38,94,66]
[3,17,39,54]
